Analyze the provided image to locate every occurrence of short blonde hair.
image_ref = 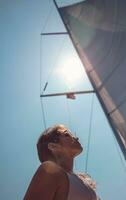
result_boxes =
[37,124,66,162]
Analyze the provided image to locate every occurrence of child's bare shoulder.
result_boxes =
[38,161,68,180]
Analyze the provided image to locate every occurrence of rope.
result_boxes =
[85,93,95,173]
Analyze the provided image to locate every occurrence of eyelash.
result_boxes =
[65,133,70,137]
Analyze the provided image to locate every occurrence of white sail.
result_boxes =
[57,0,126,158]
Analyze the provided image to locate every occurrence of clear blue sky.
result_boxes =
[1,0,126,200]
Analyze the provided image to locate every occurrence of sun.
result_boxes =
[56,56,85,88]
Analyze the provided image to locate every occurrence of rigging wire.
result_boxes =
[40,2,66,130]
[66,98,72,131]
[64,74,75,131]
[40,99,47,130]
[40,31,67,129]
[41,3,54,34]
[40,10,52,95]
[40,0,94,161]
[40,36,42,95]
[66,96,79,171]
[85,93,95,173]
[40,1,55,95]
[40,35,47,130]
[42,34,67,92]
[65,96,77,170]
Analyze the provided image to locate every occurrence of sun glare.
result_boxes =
[56,57,85,88]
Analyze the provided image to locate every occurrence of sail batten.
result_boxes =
[55,0,126,159]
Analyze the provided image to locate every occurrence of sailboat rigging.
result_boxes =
[40,34,96,175]
[51,0,126,161]
[39,2,126,199]
[40,0,126,169]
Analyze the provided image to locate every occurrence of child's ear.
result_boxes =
[48,143,61,152]
[48,143,58,151]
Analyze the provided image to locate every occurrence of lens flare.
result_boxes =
[56,57,85,88]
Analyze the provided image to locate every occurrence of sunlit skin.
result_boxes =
[48,127,83,173]
[24,127,95,200]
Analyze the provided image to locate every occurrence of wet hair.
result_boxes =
[37,124,66,163]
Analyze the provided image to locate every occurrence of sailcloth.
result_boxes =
[58,0,126,158]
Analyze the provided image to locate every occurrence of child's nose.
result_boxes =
[73,137,79,141]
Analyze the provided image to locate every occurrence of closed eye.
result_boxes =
[65,133,70,137]
[63,130,71,137]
